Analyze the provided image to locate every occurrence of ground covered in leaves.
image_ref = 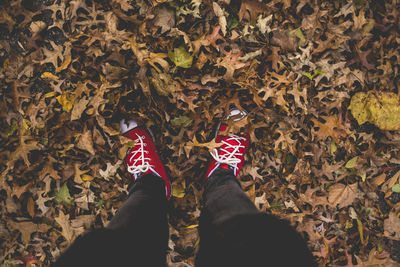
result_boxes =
[1,0,400,266]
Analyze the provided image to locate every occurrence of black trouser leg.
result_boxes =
[196,168,316,267]
[53,174,169,267]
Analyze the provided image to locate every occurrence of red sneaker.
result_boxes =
[120,119,171,199]
[205,108,250,179]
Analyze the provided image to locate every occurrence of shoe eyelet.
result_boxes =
[142,135,146,139]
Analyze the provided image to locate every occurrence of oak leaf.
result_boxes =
[7,221,51,244]
[213,2,227,36]
[55,211,75,243]
[54,183,74,206]
[312,115,347,141]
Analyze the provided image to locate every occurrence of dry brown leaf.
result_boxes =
[71,97,89,120]
[76,130,95,155]
[188,136,220,152]
[7,221,51,244]
[55,210,75,243]
[56,55,71,72]
[99,160,123,181]
[327,183,360,208]
[312,115,348,142]
[384,212,400,240]
[27,196,35,218]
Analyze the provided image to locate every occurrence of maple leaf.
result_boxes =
[54,183,74,206]
[168,46,193,68]
[327,183,361,208]
[16,254,42,267]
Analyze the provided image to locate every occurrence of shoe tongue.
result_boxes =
[220,164,234,171]
[219,124,228,132]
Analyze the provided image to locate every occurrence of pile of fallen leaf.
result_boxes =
[0,0,400,266]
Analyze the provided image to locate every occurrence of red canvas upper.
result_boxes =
[124,127,171,199]
[205,124,250,179]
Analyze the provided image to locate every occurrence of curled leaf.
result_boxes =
[41,72,59,80]
[56,92,75,112]
[349,91,400,130]
[56,55,71,72]
[81,174,94,181]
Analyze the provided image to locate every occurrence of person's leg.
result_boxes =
[53,173,169,267]
[53,119,171,267]
[200,168,259,227]
[107,173,169,231]
[195,108,316,266]
[196,168,316,267]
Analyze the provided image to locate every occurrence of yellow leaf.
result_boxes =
[56,92,75,112]
[185,224,199,229]
[81,174,94,181]
[56,55,71,72]
[349,91,400,130]
[41,72,59,80]
[3,58,9,70]
[22,119,30,130]
[172,184,185,198]
[194,238,200,248]
[361,172,366,182]
[345,156,358,169]
[44,91,55,98]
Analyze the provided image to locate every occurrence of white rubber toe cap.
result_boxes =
[120,119,138,134]
[227,108,248,121]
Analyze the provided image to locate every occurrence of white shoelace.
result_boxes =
[210,134,246,174]
[127,133,153,178]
